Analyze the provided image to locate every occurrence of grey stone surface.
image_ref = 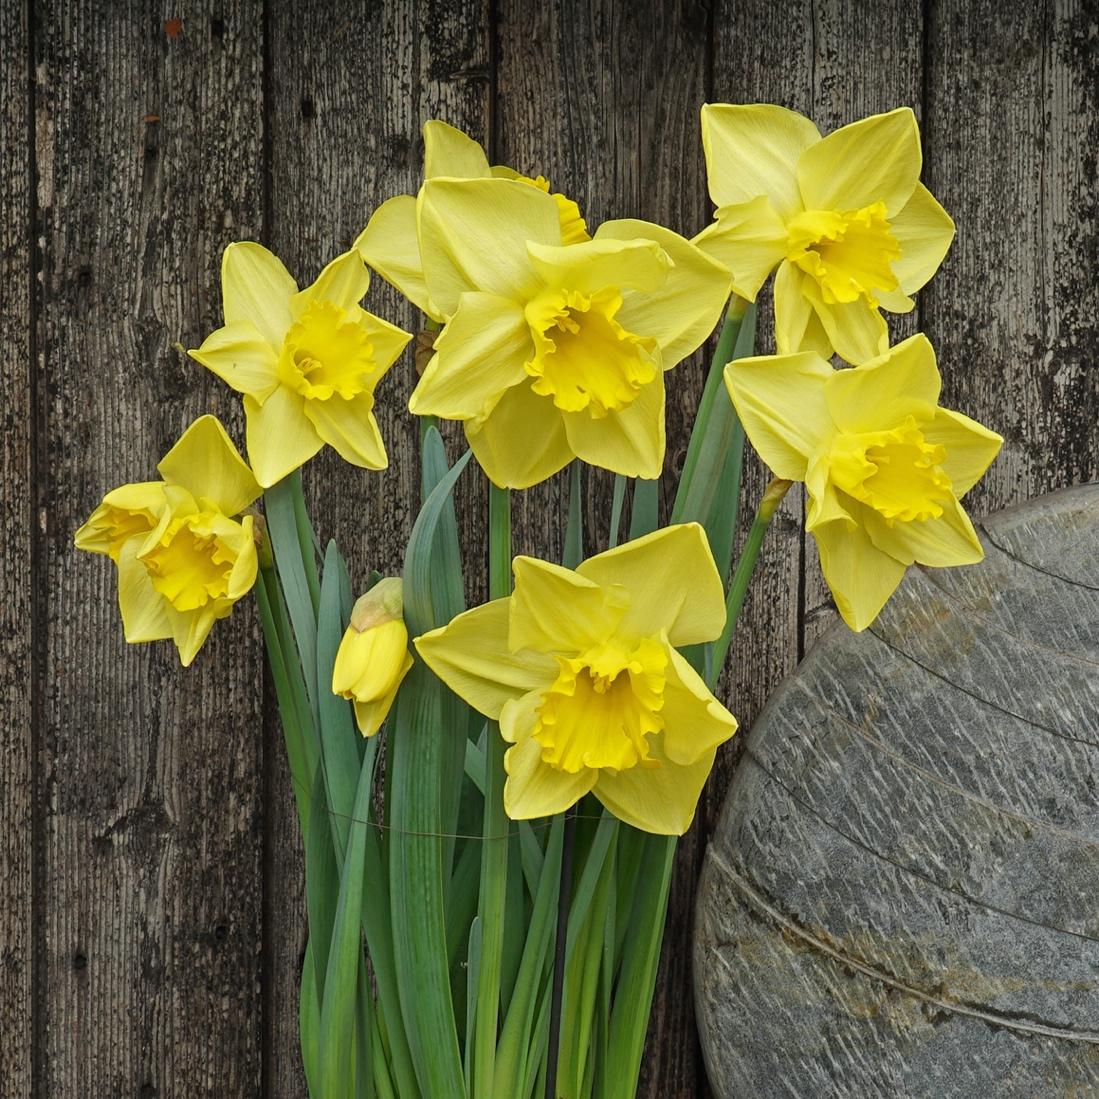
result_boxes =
[695,484,1099,1098]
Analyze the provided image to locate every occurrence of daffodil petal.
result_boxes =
[295,249,370,314]
[561,371,665,480]
[355,308,413,375]
[797,107,921,217]
[890,182,956,294]
[922,407,1003,495]
[701,103,820,221]
[303,393,388,470]
[355,194,437,318]
[503,728,596,820]
[353,652,412,736]
[594,742,716,835]
[157,414,261,516]
[423,119,492,180]
[510,556,623,654]
[773,261,834,357]
[874,288,916,314]
[188,321,280,400]
[803,279,889,365]
[805,455,855,532]
[465,383,573,490]
[813,517,907,632]
[418,178,561,319]
[660,645,737,765]
[221,242,296,349]
[724,351,834,480]
[597,219,731,367]
[823,333,941,434]
[172,605,221,668]
[691,197,787,302]
[116,539,175,643]
[75,482,166,558]
[244,387,324,488]
[409,293,531,420]
[415,598,556,719]
[225,519,259,599]
[575,523,725,647]
[863,496,984,568]
[526,236,671,295]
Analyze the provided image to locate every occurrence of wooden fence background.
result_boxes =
[2,1,1096,1096]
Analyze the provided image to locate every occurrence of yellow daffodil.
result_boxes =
[395,176,729,487]
[356,120,589,322]
[332,578,414,736]
[75,416,262,666]
[415,524,737,835]
[188,244,411,488]
[696,104,955,364]
[725,334,1002,631]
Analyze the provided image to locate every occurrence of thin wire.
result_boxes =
[285,767,605,841]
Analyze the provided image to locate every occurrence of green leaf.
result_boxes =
[563,461,584,568]
[304,765,339,1011]
[464,917,483,1095]
[628,478,659,541]
[472,482,513,1096]
[671,302,756,568]
[265,471,320,717]
[493,816,564,1096]
[387,664,466,1096]
[608,474,626,550]
[603,833,676,1099]
[317,541,364,861]
[404,430,471,636]
[319,747,379,1099]
[419,429,471,882]
[255,566,314,825]
[300,941,321,1096]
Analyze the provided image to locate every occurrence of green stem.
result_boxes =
[290,469,321,613]
[708,477,793,688]
[474,481,512,1097]
[256,563,316,824]
[670,297,749,526]
[608,475,626,550]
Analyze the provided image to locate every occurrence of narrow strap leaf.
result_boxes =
[319,747,379,1098]
[265,471,320,715]
[403,431,472,636]
[388,666,467,1097]
[317,540,365,861]
[628,477,659,541]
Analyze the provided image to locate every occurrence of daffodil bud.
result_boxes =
[332,578,413,737]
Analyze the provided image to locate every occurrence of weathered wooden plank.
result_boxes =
[696,486,1099,1098]
[791,2,926,652]
[264,2,490,1092]
[922,0,1099,512]
[1,1,33,1094]
[495,2,715,1093]
[35,3,266,1095]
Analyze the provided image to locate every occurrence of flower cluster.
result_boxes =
[75,101,1003,1099]
[77,103,999,825]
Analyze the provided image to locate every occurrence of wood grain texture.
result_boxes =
[1,1,33,1095]
[264,1,490,1093]
[34,3,266,1096]
[922,0,1099,511]
[3,0,1097,1096]
[695,485,1099,1098]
